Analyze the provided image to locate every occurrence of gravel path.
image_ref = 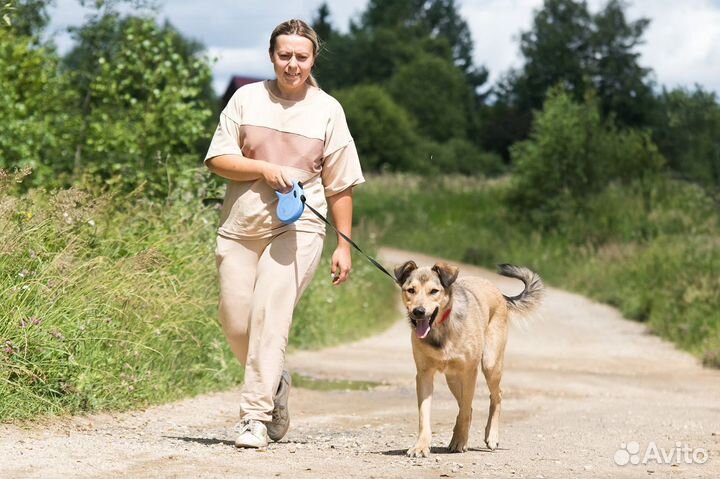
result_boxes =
[3,247,719,478]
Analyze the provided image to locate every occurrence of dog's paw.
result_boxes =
[407,443,431,458]
[448,435,469,453]
[484,432,499,451]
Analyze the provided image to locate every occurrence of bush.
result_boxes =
[651,87,720,188]
[65,15,214,197]
[422,138,505,176]
[333,84,421,172]
[507,87,665,229]
[386,54,472,143]
[0,29,77,186]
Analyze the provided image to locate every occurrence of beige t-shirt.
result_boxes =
[205,80,365,240]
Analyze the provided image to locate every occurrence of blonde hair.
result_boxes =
[269,19,320,87]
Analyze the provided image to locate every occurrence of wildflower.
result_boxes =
[87,219,96,227]
[18,270,29,278]
[31,317,43,326]
[50,329,65,341]
[19,319,27,329]
[4,341,15,355]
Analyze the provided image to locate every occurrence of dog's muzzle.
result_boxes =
[410,306,439,339]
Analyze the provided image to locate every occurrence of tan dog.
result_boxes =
[394,261,544,457]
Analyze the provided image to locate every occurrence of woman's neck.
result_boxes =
[271,79,311,101]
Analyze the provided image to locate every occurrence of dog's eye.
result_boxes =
[430,288,440,295]
[406,287,416,295]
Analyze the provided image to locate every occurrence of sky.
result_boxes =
[47,0,720,97]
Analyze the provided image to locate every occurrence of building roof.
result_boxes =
[221,75,265,109]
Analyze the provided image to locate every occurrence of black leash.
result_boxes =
[300,195,397,284]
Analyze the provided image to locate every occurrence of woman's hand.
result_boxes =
[262,163,293,193]
[330,245,352,285]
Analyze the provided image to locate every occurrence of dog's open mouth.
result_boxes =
[412,307,439,339]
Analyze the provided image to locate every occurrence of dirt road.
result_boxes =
[3,248,719,478]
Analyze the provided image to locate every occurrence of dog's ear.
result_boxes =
[432,262,459,289]
[394,260,418,286]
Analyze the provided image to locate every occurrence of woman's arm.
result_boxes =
[206,154,292,192]
[327,187,354,285]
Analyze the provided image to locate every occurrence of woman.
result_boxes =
[204,19,364,448]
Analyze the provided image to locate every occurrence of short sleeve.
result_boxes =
[204,113,243,164]
[321,102,365,196]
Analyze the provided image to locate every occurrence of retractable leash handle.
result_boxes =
[275,179,397,284]
[275,180,305,224]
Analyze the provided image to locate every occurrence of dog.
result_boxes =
[394,260,544,457]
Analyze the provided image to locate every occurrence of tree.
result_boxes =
[2,0,52,40]
[499,0,654,141]
[0,14,78,186]
[311,2,335,43]
[333,84,421,172]
[590,0,654,126]
[510,0,592,110]
[313,1,488,95]
[387,54,473,142]
[651,87,720,188]
[63,10,214,195]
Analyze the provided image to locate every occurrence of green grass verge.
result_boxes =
[0,172,396,421]
[354,173,720,368]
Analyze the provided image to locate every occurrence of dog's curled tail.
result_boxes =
[497,264,544,314]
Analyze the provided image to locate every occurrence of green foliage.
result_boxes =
[0,28,78,186]
[65,13,214,196]
[0,172,238,420]
[333,84,503,177]
[312,0,489,175]
[506,0,654,126]
[354,173,720,368]
[387,54,472,142]
[0,172,398,421]
[651,87,720,188]
[507,88,665,228]
[333,84,421,172]
[2,0,51,39]
[487,0,656,159]
[422,138,505,177]
[291,240,397,350]
[315,27,416,91]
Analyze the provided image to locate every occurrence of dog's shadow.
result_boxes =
[379,446,504,456]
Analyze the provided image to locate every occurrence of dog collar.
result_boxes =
[436,308,452,326]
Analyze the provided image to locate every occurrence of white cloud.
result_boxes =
[626,0,720,93]
[460,0,720,94]
[46,0,720,95]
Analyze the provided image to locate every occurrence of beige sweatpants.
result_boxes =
[215,230,324,422]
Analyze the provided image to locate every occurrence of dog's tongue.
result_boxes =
[416,319,431,339]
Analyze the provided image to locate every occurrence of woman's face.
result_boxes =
[270,34,315,93]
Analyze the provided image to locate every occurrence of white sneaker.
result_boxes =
[266,370,291,441]
[234,419,268,448]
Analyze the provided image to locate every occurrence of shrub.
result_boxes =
[333,84,421,172]
[507,87,665,229]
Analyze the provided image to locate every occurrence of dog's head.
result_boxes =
[394,260,459,339]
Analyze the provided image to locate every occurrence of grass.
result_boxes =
[354,173,720,368]
[0,169,397,421]
[3,168,717,421]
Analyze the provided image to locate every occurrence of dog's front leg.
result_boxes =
[407,368,434,458]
